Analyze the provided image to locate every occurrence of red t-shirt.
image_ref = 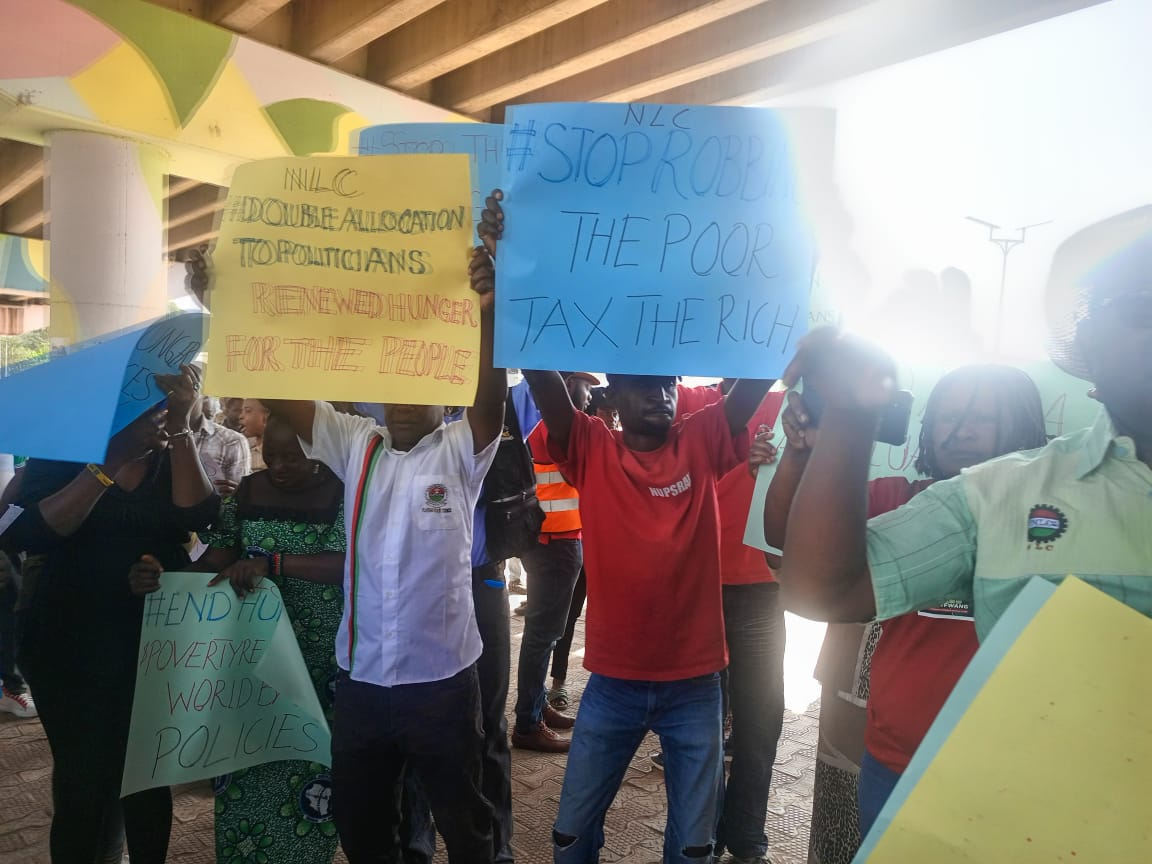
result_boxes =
[865,476,979,773]
[547,401,744,680]
[676,385,785,585]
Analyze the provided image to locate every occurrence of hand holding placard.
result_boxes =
[0,312,205,464]
[477,188,503,260]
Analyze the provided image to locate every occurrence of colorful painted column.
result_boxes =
[46,131,169,346]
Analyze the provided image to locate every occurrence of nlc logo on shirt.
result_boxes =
[649,473,693,498]
[1026,504,1068,551]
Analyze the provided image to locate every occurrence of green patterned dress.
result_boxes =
[202,474,346,864]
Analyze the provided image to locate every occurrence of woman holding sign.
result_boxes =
[4,365,218,864]
[195,413,346,864]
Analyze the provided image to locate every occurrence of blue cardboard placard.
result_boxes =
[0,313,205,464]
[495,103,829,377]
[354,122,503,238]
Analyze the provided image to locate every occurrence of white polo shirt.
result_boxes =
[304,400,499,686]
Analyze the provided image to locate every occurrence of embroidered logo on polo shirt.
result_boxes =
[1027,504,1067,548]
[423,483,452,514]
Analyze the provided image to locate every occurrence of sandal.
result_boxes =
[547,687,570,711]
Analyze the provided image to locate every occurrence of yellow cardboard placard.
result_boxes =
[861,577,1152,863]
[205,155,478,404]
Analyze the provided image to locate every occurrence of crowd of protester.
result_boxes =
[0,195,1148,864]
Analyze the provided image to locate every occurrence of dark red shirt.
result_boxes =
[547,402,744,680]
[865,476,979,773]
[676,385,785,585]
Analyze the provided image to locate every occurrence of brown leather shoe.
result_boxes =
[511,722,570,753]
[543,702,576,730]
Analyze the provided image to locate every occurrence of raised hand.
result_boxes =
[154,364,201,433]
[782,327,897,416]
[477,189,503,258]
[184,245,212,307]
[780,391,819,455]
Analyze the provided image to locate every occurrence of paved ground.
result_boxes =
[0,599,822,863]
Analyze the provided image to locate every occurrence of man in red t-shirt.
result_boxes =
[676,382,786,863]
[523,370,773,864]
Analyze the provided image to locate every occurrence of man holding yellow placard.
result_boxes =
[254,245,504,863]
[205,178,507,861]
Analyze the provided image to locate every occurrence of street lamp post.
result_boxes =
[966,217,1051,352]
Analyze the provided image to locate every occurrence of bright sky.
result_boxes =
[770,0,1152,364]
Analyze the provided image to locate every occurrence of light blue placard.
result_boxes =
[0,312,205,463]
[495,103,828,376]
[852,577,1057,861]
[354,122,503,238]
[113,313,205,435]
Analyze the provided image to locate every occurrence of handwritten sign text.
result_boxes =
[122,574,331,796]
[205,156,477,404]
[496,103,830,376]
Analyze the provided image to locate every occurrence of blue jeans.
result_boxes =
[857,748,902,841]
[553,672,724,863]
[717,582,786,859]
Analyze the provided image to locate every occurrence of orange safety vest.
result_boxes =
[533,461,581,533]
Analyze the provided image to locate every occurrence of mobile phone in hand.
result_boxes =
[875,390,914,446]
[801,388,914,446]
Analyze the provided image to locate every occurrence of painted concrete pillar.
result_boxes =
[46,131,168,346]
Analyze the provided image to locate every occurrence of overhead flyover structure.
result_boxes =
[0,0,462,342]
[0,0,1109,341]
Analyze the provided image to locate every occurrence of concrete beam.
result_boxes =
[494,0,872,107]
[166,184,226,229]
[209,0,292,31]
[0,141,44,207]
[166,176,201,198]
[433,0,769,114]
[1,180,44,235]
[293,0,451,63]
[368,0,612,91]
[167,214,219,252]
[652,0,1110,105]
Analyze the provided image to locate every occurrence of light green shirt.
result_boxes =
[868,409,1152,640]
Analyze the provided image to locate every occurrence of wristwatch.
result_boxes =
[244,546,282,577]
